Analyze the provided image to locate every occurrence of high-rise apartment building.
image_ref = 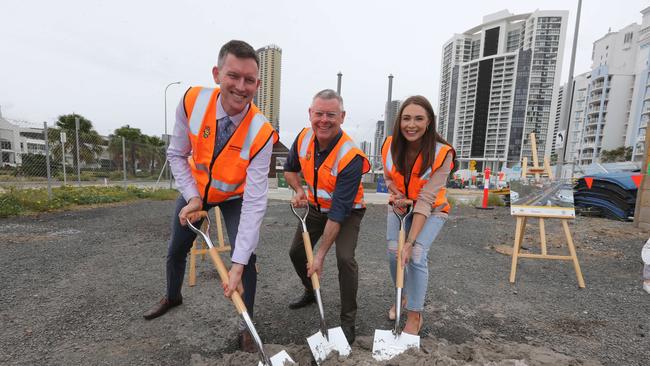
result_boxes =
[254,45,282,132]
[374,120,385,168]
[384,100,401,137]
[437,10,568,170]
[566,73,590,164]
[360,141,372,156]
[551,84,565,156]
[630,7,650,162]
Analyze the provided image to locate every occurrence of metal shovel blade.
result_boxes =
[306,326,351,364]
[372,329,420,361]
[257,350,295,366]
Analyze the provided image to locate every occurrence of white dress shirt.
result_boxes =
[167,93,272,265]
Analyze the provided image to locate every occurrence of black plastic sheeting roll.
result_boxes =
[574,172,638,221]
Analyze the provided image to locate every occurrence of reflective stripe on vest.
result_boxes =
[385,144,393,172]
[419,144,441,180]
[307,184,333,200]
[331,140,354,177]
[299,129,314,158]
[240,114,266,160]
[211,179,242,192]
[318,203,364,213]
[188,88,215,135]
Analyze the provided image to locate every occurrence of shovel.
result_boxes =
[186,211,294,366]
[372,201,420,361]
[290,203,351,364]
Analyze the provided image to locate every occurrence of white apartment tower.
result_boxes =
[630,7,650,162]
[564,17,643,166]
[437,10,568,170]
[551,84,566,155]
[578,24,638,164]
[254,45,282,133]
[566,72,590,164]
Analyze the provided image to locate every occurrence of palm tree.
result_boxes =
[48,114,104,171]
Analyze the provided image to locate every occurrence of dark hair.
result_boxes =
[390,95,454,176]
[218,40,259,68]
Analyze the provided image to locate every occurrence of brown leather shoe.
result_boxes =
[238,330,257,353]
[143,297,182,320]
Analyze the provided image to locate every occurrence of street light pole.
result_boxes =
[555,0,582,179]
[164,81,181,189]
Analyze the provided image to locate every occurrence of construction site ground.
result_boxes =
[1,197,649,365]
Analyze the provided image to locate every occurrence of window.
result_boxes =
[0,140,11,150]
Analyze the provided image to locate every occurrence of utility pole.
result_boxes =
[555,0,582,179]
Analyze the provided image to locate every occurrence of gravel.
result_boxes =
[1,199,649,365]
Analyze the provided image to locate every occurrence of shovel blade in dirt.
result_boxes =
[257,350,295,366]
[186,212,295,366]
[306,326,351,364]
[372,329,420,361]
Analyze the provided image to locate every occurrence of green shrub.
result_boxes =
[471,193,505,207]
[0,186,177,218]
[0,194,22,217]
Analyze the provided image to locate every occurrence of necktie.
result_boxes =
[215,116,235,155]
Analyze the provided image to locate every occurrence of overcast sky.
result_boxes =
[1,0,648,147]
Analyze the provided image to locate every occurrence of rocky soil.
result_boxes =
[1,199,649,365]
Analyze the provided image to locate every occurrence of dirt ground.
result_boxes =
[1,199,649,365]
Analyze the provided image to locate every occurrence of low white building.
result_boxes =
[0,106,46,167]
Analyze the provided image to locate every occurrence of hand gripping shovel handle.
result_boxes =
[186,211,247,314]
[186,211,276,366]
[290,203,320,290]
[393,200,414,289]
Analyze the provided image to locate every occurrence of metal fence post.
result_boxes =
[43,122,52,200]
[122,137,127,187]
[75,117,81,187]
[61,132,67,185]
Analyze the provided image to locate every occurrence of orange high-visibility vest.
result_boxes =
[184,86,278,205]
[381,136,455,213]
[296,128,370,212]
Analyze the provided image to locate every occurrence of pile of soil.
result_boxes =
[205,334,600,365]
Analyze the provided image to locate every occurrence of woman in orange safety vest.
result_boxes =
[381,95,456,335]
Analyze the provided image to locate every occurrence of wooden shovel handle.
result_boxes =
[396,227,405,289]
[207,247,247,315]
[302,231,321,290]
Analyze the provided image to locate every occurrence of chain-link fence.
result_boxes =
[0,122,170,194]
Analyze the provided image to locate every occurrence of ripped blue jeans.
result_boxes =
[387,208,446,312]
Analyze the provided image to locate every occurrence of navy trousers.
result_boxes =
[165,195,257,317]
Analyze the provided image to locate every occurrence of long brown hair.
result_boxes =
[390,95,452,176]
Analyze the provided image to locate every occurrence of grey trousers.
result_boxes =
[288,206,365,327]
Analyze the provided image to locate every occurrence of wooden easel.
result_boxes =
[509,133,585,288]
[188,206,230,287]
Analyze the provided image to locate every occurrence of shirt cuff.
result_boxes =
[181,188,201,203]
[413,200,433,218]
[231,249,251,266]
[327,211,345,223]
